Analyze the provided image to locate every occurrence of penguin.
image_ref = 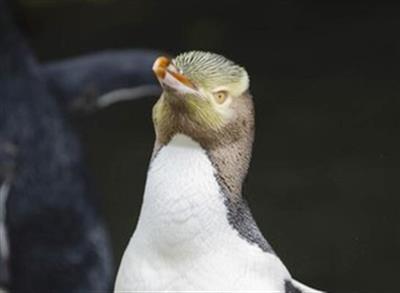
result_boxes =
[41,50,162,112]
[0,0,113,291]
[114,51,325,292]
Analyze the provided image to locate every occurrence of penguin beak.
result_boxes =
[152,56,198,94]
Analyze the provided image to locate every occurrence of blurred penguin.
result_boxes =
[42,49,161,112]
[0,0,156,292]
[0,1,115,291]
[0,1,162,291]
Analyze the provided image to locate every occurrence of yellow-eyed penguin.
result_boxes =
[115,51,325,292]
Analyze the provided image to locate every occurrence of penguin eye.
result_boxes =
[213,91,228,104]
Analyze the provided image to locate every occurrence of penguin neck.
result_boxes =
[135,133,243,254]
[152,123,254,201]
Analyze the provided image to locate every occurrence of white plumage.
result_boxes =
[115,134,320,292]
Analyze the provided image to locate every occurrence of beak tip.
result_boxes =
[152,56,170,80]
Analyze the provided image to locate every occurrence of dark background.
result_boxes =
[15,1,400,292]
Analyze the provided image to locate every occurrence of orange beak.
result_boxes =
[152,56,196,90]
[152,56,170,79]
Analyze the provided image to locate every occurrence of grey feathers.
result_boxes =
[285,280,303,293]
[224,196,275,253]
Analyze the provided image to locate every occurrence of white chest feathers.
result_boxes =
[114,134,291,292]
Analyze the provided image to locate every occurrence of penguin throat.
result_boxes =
[136,134,234,252]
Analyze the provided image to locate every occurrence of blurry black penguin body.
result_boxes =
[0,1,112,291]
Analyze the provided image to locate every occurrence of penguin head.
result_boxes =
[152,51,254,150]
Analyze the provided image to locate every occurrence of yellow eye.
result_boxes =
[213,91,228,104]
